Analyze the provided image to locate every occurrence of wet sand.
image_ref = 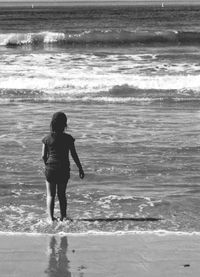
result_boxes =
[0,232,199,277]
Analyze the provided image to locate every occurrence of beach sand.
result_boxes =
[0,232,200,277]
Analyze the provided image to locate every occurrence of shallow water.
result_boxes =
[1,102,200,233]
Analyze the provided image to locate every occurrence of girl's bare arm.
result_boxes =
[70,143,84,179]
[41,143,48,164]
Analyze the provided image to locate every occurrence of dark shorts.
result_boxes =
[45,165,70,184]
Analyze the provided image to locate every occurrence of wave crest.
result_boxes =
[0,32,65,46]
[1,87,200,105]
[1,30,200,47]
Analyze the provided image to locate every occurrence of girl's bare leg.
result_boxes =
[57,182,68,221]
[46,181,57,222]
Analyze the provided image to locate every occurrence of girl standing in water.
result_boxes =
[42,112,84,222]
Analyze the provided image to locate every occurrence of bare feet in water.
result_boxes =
[60,216,73,222]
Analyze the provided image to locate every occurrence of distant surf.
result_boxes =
[1,86,200,105]
[2,30,200,47]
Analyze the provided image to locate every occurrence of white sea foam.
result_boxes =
[99,195,137,202]
[1,74,200,95]
[1,53,200,96]
[0,32,65,46]
[1,230,200,237]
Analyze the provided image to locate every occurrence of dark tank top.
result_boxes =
[42,133,75,170]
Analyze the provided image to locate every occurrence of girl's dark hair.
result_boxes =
[50,112,67,134]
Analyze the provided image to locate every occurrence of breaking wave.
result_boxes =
[2,30,200,47]
[1,86,200,105]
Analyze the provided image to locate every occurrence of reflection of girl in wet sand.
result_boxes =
[45,236,71,277]
[42,112,84,222]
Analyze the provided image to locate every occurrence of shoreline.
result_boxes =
[1,229,200,236]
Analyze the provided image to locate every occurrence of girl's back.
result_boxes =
[42,133,75,168]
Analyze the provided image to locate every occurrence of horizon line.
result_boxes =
[0,1,200,7]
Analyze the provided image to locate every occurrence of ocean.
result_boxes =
[1,4,200,234]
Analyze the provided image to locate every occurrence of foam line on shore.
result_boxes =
[1,230,200,237]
